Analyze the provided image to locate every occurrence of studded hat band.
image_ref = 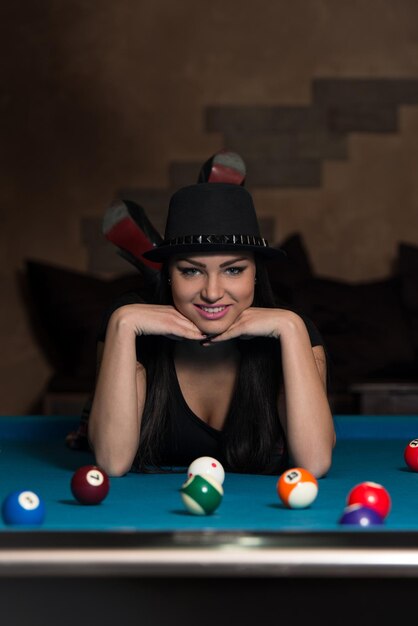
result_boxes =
[160,234,269,248]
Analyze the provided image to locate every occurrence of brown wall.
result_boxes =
[2,0,418,413]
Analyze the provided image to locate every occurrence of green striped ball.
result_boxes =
[180,474,223,515]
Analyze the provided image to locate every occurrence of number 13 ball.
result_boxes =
[277,467,318,509]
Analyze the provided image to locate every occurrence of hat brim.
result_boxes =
[143,243,285,263]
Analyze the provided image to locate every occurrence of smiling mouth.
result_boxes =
[194,304,231,319]
[198,305,227,313]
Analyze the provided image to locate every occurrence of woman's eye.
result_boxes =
[225,266,245,275]
[179,267,201,277]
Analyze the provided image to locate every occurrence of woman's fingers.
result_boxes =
[115,304,205,340]
[209,308,281,342]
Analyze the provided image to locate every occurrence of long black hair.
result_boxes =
[134,255,288,474]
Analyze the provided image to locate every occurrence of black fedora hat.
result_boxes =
[143,183,283,262]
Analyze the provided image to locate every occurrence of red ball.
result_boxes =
[346,481,391,519]
[71,465,110,505]
[404,439,418,471]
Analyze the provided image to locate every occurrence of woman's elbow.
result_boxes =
[308,450,333,479]
[90,443,134,477]
[94,456,132,478]
[310,430,336,479]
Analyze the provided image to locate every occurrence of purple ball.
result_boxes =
[339,503,384,527]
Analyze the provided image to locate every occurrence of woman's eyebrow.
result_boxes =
[176,258,206,267]
[219,257,248,267]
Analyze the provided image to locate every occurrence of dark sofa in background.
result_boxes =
[22,234,418,416]
[267,236,418,412]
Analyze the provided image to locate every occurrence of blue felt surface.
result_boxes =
[334,414,418,440]
[1,415,418,532]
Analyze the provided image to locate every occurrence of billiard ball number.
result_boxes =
[2,489,46,526]
[404,439,418,471]
[277,467,318,509]
[71,465,110,505]
[180,474,223,515]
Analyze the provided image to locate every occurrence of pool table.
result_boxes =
[2,414,418,625]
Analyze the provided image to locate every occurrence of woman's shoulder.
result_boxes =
[298,312,324,347]
[272,303,324,348]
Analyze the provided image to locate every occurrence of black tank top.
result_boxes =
[160,359,224,467]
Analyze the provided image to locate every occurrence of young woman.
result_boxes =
[88,183,335,478]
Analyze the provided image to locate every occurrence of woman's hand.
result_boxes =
[208,306,295,342]
[110,303,206,342]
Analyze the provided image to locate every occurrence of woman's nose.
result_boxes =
[201,275,224,302]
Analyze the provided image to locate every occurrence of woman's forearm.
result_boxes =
[88,310,145,476]
[279,313,335,478]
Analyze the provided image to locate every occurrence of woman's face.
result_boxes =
[169,252,256,335]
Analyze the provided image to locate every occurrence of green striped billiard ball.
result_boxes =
[180,474,223,515]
